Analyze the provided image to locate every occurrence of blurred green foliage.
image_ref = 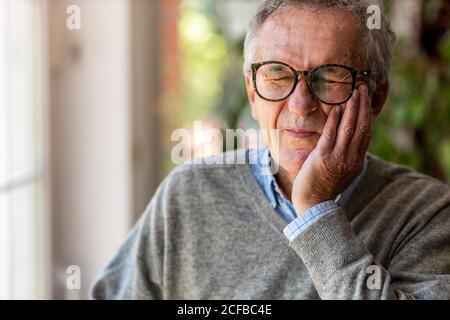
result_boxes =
[371,0,450,182]
[177,0,449,183]
[177,0,229,125]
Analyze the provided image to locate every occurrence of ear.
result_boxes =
[245,73,258,121]
[370,77,389,121]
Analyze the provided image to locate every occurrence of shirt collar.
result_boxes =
[249,147,278,207]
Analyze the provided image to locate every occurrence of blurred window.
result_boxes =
[0,0,48,299]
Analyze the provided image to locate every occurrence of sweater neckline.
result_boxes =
[236,150,387,237]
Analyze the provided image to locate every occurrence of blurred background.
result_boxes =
[0,0,449,299]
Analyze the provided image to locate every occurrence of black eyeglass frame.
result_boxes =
[251,61,376,105]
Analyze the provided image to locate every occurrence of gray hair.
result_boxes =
[243,0,396,84]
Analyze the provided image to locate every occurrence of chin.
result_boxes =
[276,148,312,175]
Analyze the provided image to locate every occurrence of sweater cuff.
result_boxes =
[289,209,369,286]
[283,200,338,241]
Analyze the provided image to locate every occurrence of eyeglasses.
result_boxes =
[251,61,376,105]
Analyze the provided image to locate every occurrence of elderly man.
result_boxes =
[92,0,450,299]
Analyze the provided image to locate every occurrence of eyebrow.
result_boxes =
[267,65,287,71]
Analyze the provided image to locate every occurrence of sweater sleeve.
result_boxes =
[90,183,167,300]
[289,205,450,300]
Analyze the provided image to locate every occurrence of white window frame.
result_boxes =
[0,0,51,299]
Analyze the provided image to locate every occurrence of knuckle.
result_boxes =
[343,127,355,137]
[359,124,372,137]
[325,130,334,140]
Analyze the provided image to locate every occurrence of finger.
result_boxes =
[358,106,372,157]
[358,124,372,159]
[317,105,342,155]
[334,89,360,158]
[349,84,372,158]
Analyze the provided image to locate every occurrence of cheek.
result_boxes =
[254,99,285,129]
[252,99,285,149]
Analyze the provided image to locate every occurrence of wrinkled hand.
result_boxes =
[292,84,372,214]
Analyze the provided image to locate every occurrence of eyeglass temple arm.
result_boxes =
[357,70,377,77]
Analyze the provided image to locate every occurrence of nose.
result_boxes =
[286,75,319,116]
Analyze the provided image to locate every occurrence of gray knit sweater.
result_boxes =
[91,150,450,299]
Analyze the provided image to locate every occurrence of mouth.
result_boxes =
[283,128,319,138]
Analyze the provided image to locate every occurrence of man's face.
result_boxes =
[246,7,367,176]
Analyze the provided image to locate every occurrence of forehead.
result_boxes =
[256,7,364,69]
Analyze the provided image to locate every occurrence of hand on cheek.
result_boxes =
[291,84,372,215]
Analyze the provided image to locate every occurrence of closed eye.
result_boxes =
[316,79,352,85]
[265,77,292,81]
